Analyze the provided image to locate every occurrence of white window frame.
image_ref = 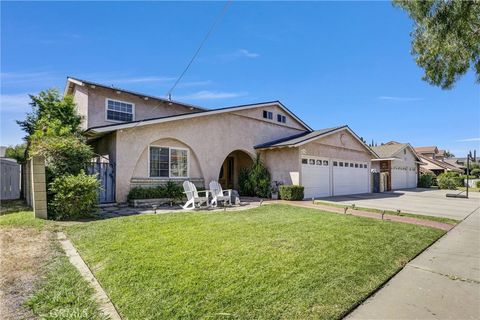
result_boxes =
[148,145,189,179]
[105,98,135,123]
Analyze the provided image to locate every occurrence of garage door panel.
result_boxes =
[301,157,330,199]
[333,161,369,196]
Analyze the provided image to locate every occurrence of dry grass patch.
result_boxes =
[0,227,53,320]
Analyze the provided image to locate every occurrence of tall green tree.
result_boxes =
[18,89,93,179]
[5,143,27,163]
[17,89,82,137]
[394,0,480,89]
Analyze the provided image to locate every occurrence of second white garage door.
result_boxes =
[333,160,370,196]
[392,167,417,189]
[301,157,370,198]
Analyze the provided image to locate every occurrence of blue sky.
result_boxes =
[1,1,479,156]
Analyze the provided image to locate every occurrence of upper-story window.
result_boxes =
[277,114,286,123]
[262,110,273,120]
[106,99,134,122]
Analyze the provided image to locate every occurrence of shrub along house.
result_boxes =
[65,77,379,203]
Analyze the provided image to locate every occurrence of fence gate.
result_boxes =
[87,162,115,204]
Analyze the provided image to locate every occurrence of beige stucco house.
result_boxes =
[65,77,380,203]
[414,146,462,175]
[371,142,422,190]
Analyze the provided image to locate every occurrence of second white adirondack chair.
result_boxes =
[209,180,232,207]
[182,181,210,210]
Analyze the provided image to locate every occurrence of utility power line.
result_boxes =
[166,0,233,99]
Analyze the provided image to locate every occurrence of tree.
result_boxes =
[17,89,82,138]
[17,89,97,219]
[393,0,480,89]
[5,143,27,163]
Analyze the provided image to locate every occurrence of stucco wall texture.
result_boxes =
[74,86,200,129]
[113,111,307,202]
[74,83,379,203]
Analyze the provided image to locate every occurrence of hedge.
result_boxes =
[127,181,184,201]
[279,185,304,200]
[48,171,99,220]
[437,172,463,190]
[418,172,436,188]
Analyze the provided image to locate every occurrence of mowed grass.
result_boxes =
[66,204,444,319]
[26,241,107,320]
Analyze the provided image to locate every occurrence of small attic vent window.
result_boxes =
[263,110,273,120]
[277,114,286,123]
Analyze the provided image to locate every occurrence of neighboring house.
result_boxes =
[371,141,422,190]
[415,145,462,175]
[414,146,439,160]
[418,155,463,175]
[1,157,21,200]
[65,77,379,203]
[445,157,480,174]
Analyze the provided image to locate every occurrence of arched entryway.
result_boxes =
[218,150,254,189]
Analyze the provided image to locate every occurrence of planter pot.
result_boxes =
[271,192,278,200]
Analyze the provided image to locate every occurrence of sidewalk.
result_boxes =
[346,207,480,319]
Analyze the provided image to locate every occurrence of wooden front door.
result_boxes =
[219,156,235,189]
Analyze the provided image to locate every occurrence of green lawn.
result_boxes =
[314,200,458,225]
[67,204,444,319]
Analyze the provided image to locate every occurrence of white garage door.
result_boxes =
[407,167,417,188]
[301,157,330,199]
[333,160,369,196]
[392,168,407,189]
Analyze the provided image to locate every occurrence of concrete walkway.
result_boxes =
[268,200,453,231]
[96,198,261,219]
[346,207,480,319]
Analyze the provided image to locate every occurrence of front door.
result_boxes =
[219,156,235,189]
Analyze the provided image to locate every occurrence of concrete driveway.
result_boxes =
[320,188,480,220]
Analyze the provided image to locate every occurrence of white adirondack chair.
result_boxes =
[182,181,210,210]
[209,180,232,207]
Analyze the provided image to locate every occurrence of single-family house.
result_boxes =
[370,141,422,190]
[414,145,462,175]
[65,77,380,203]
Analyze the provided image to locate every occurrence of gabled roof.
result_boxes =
[371,141,422,162]
[418,154,463,172]
[415,146,438,154]
[65,76,207,112]
[254,125,379,158]
[371,143,407,159]
[85,101,313,135]
[254,126,344,149]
